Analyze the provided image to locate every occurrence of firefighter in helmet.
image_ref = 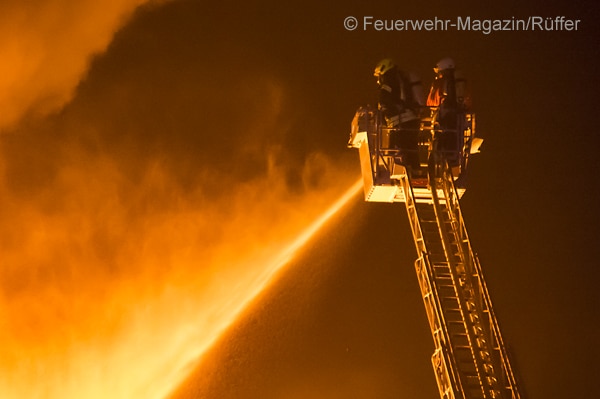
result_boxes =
[427,57,469,166]
[374,58,422,170]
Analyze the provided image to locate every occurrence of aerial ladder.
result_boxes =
[348,106,521,399]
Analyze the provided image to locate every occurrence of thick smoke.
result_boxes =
[0,0,156,131]
[0,1,357,398]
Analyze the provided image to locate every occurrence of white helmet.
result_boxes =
[434,57,455,73]
[374,58,396,77]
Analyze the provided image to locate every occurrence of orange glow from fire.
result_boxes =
[0,2,363,397]
[0,150,361,399]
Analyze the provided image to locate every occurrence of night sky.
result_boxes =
[1,0,599,398]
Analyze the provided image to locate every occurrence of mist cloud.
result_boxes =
[0,1,358,398]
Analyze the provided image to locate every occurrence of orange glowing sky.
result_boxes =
[0,146,360,399]
[0,1,362,398]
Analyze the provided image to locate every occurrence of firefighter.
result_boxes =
[427,57,469,166]
[374,59,422,170]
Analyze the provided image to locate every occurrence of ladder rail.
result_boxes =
[400,172,465,399]
[471,255,522,399]
[398,158,522,399]
[430,161,502,398]
[435,160,522,399]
